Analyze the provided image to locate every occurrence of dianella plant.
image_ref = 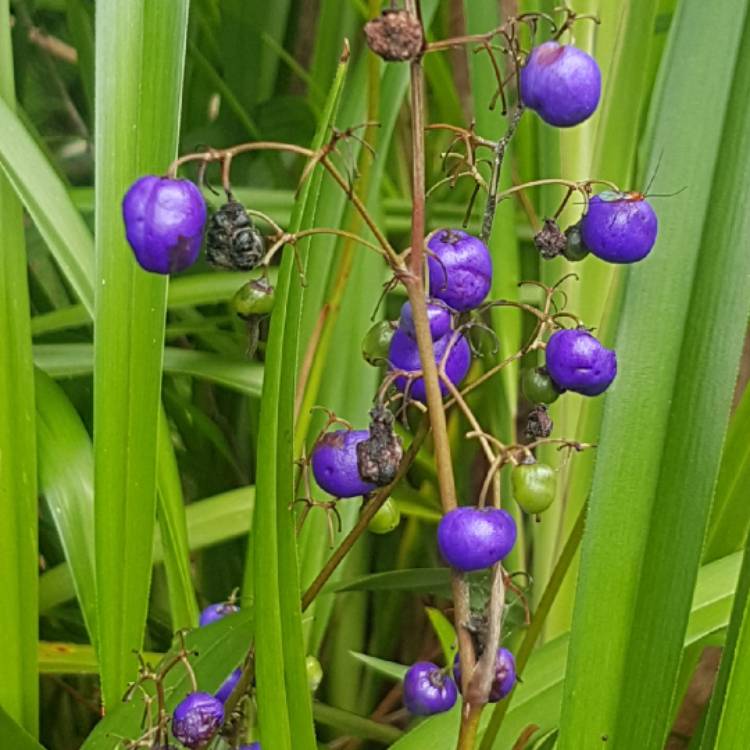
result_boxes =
[3,1,750,750]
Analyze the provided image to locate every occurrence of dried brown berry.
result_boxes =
[364,10,424,62]
[534,218,567,260]
[356,405,403,485]
[525,405,553,441]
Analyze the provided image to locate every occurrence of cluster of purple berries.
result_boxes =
[170,601,246,749]
[389,229,493,401]
[403,648,517,716]
[521,42,658,264]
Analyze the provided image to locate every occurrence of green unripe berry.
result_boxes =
[306,655,323,692]
[367,498,401,534]
[562,222,590,262]
[521,367,560,404]
[231,277,275,318]
[511,462,557,514]
[362,320,396,366]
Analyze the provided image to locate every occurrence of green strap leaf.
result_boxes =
[558,1,750,746]
[34,344,263,397]
[36,369,97,645]
[93,0,190,707]
[40,486,255,614]
[246,51,350,750]
[0,705,45,750]
[0,0,38,733]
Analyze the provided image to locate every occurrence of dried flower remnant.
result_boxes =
[364,9,424,62]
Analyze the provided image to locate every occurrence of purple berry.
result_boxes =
[171,692,224,749]
[427,229,492,311]
[581,192,658,263]
[240,744,261,750]
[311,430,376,498]
[215,667,242,703]
[545,328,617,397]
[399,301,452,340]
[388,329,471,403]
[199,602,239,627]
[122,175,207,274]
[453,648,516,702]
[403,661,457,716]
[520,42,601,127]
[437,507,516,572]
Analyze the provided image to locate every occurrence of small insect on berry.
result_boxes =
[122,175,207,274]
[199,601,239,627]
[312,429,377,498]
[206,197,265,270]
[171,692,224,749]
[437,507,517,572]
[403,662,457,716]
[364,9,424,62]
[427,229,493,311]
[581,191,658,263]
[512,461,557,514]
[454,647,517,701]
[520,41,601,127]
[545,328,617,396]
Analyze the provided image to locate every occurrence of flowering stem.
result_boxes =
[403,2,481,746]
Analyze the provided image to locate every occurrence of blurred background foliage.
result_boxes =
[3,0,750,748]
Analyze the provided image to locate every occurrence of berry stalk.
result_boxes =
[403,2,480,745]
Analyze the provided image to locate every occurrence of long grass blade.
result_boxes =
[93,0,190,707]
[36,369,97,644]
[558,1,750,746]
[0,0,38,733]
[247,51,350,750]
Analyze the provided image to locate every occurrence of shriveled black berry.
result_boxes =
[364,10,424,62]
[525,404,553,441]
[356,405,403,486]
[534,218,567,260]
[206,199,265,271]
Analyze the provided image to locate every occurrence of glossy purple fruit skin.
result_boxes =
[122,175,207,274]
[172,692,224,749]
[215,667,242,703]
[389,329,471,403]
[427,229,492,311]
[199,602,239,627]
[312,430,376,498]
[545,328,617,396]
[581,192,658,263]
[520,42,601,127]
[399,300,452,340]
[453,648,516,702]
[437,507,517,572]
[403,661,458,716]
[240,744,261,750]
